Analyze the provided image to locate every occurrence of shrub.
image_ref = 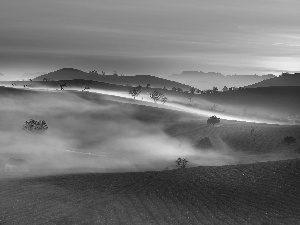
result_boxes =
[22,119,48,134]
[195,137,213,150]
[283,136,296,145]
[175,157,188,169]
[207,115,220,126]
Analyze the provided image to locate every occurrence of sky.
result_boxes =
[0,0,300,79]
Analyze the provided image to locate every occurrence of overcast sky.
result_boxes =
[0,0,299,78]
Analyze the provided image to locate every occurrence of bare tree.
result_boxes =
[150,90,164,103]
[161,96,168,104]
[175,157,189,169]
[129,85,142,99]
[60,83,67,90]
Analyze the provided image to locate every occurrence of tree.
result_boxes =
[161,96,168,104]
[212,86,218,93]
[129,85,142,99]
[175,157,188,169]
[101,71,106,75]
[222,86,228,92]
[146,84,151,88]
[172,87,177,91]
[22,119,48,134]
[283,136,296,145]
[177,88,183,92]
[195,137,213,150]
[150,90,164,103]
[89,70,98,74]
[82,86,90,91]
[207,115,220,126]
[189,87,196,94]
[60,83,67,90]
[113,71,118,76]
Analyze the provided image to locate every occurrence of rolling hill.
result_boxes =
[169,71,275,90]
[32,68,192,90]
[0,86,300,224]
[0,159,299,224]
[246,73,300,88]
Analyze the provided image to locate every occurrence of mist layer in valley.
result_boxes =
[0,87,244,176]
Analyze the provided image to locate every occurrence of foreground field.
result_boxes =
[0,159,299,225]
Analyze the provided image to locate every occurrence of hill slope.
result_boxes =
[169,71,275,90]
[246,73,300,88]
[33,68,191,90]
[0,159,299,224]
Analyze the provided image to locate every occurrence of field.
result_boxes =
[0,85,300,224]
[0,159,299,224]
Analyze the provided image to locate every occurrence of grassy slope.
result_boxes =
[246,74,300,88]
[0,159,299,224]
[1,86,300,224]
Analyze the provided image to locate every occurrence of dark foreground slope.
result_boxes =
[1,159,300,225]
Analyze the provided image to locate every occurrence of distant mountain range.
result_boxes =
[169,71,276,90]
[245,73,300,88]
[32,68,192,90]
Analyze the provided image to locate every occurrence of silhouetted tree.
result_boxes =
[189,87,196,94]
[29,79,33,81]
[60,83,67,90]
[283,136,296,145]
[207,115,220,126]
[113,71,118,76]
[176,157,188,169]
[82,86,90,91]
[101,71,106,75]
[172,87,177,91]
[212,86,218,93]
[161,96,168,104]
[177,88,183,92]
[22,119,48,134]
[150,90,164,103]
[195,137,213,150]
[223,86,228,92]
[89,70,98,74]
[129,85,142,99]
[146,84,151,88]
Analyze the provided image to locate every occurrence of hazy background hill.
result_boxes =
[169,71,276,90]
[246,73,300,88]
[33,68,191,90]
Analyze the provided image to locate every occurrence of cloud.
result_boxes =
[1,0,300,76]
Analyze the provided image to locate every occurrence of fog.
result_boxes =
[0,88,240,176]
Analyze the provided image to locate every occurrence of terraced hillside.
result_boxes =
[0,159,299,224]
